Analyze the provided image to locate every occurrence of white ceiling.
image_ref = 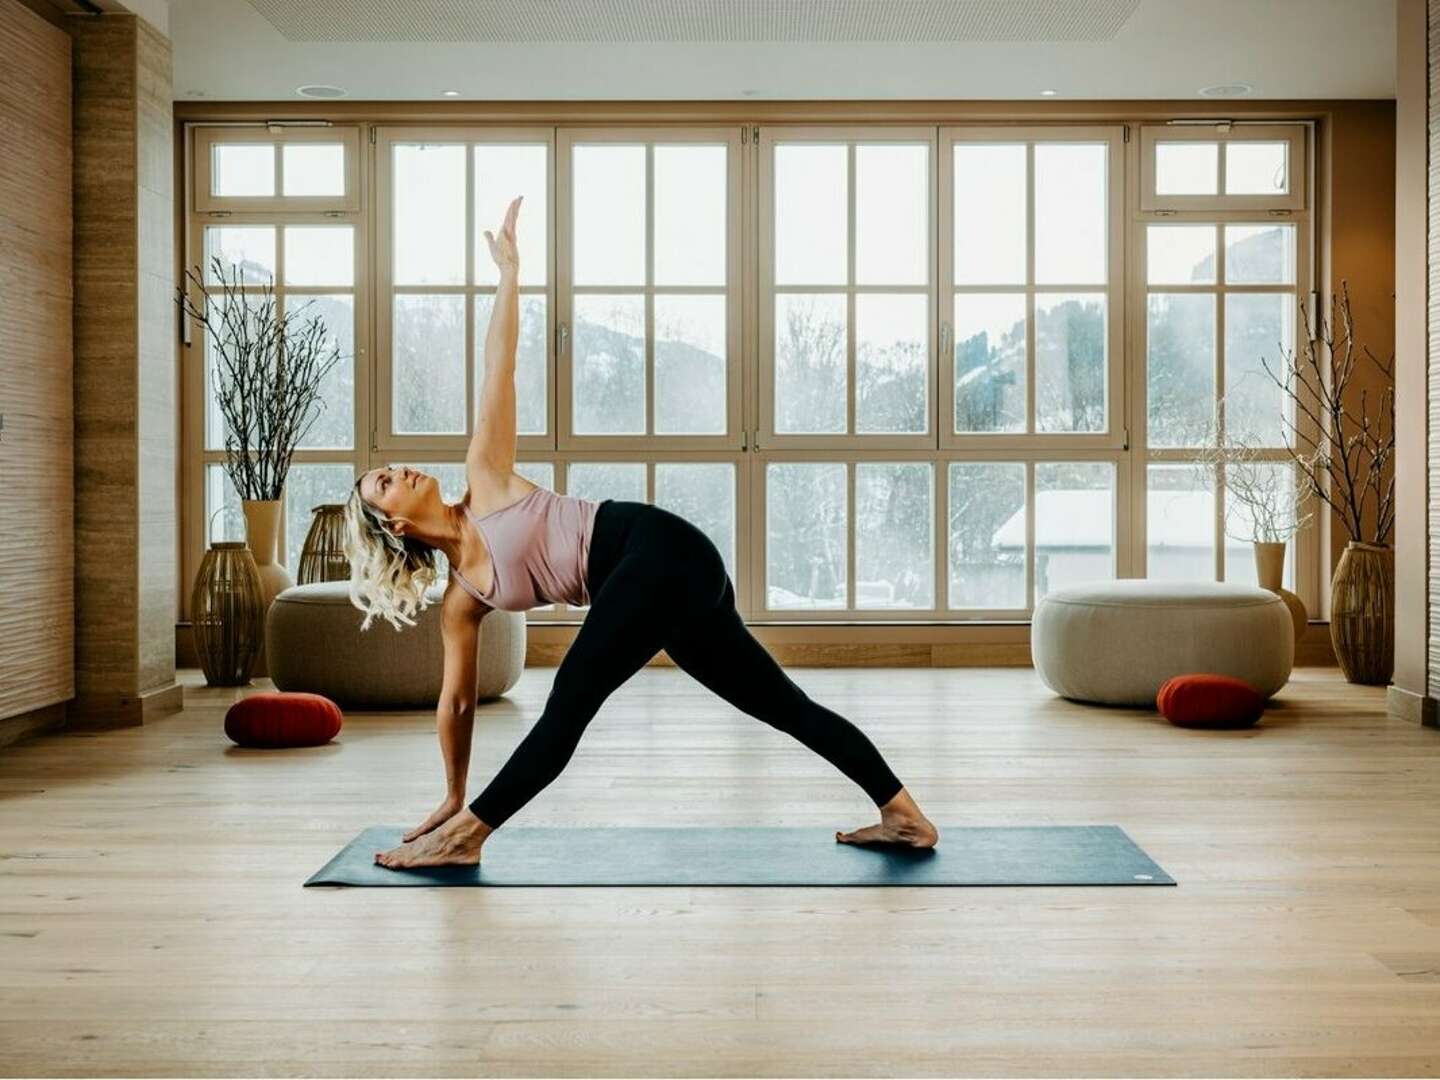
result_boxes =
[160,0,1397,101]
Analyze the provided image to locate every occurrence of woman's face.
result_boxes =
[358,464,438,521]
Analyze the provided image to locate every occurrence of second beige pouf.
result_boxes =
[266,581,526,709]
[1031,579,1294,707]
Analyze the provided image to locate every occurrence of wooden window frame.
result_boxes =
[758,125,939,452]
[1139,122,1307,213]
[193,125,362,214]
[938,124,1127,452]
[1127,125,1319,609]
[555,125,745,454]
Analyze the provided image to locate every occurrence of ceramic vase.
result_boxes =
[1329,541,1395,685]
[242,498,294,678]
[1252,541,1307,652]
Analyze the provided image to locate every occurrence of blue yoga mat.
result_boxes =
[304,825,1175,887]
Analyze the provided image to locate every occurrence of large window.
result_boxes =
[1135,123,1312,594]
[182,116,1315,625]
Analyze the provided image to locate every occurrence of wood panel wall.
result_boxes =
[0,0,73,741]
[69,11,180,727]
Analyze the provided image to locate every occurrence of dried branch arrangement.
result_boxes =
[177,257,342,501]
[1261,281,1395,546]
[1190,424,1313,545]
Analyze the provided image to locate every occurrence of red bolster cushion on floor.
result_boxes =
[224,691,343,748]
[1157,674,1265,729]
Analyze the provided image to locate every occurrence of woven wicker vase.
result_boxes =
[1329,541,1394,685]
[191,541,265,686]
[297,504,351,584]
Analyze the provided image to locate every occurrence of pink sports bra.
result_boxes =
[448,486,604,612]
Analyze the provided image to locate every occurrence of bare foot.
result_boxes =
[375,806,491,870]
[836,787,939,849]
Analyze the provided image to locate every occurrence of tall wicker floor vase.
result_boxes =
[297,504,350,584]
[1330,542,1394,685]
[191,542,265,686]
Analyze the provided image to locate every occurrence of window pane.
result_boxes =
[1147,224,1216,285]
[1035,462,1114,597]
[204,464,245,544]
[856,293,927,434]
[283,226,354,287]
[1155,142,1217,195]
[284,464,355,572]
[288,294,354,450]
[1147,293,1215,448]
[282,143,344,197]
[1148,463,1215,581]
[953,293,1025,434]
[775,144,847,286]
[567,462,645,503]
[474,144,548,288]
[1225,141,1288,195]
[766,462,846,609]
[412,462,468,501]
[655,294,726,435]
[1224,224,1295,285]
[393,144,465,286]
[476,293,548,436]
[855,143,928,286]
[1224,292,1293,447]
[573,294,645,434]
[1036,293,1106,433]
[950,462,1026,609]
[205,225,275,285]
[774,293,846,434]
[393,294,466,434]
[573,144,645,287]
[1224,462,1297,588]
[213,143,273,197]
[856,462,933,609]
[1035,143,1106,285]
[655,462,736,582]
[514,460,555,493]
[654,144,726,286]
[953,143,1026,285]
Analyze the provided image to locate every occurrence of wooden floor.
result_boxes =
[2,666,1439,1078]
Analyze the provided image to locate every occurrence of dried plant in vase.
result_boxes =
[177,256,343,615]
[1191,424,1313,647]
[1259,280,1395,684]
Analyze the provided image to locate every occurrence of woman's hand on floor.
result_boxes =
[402,795,465,842]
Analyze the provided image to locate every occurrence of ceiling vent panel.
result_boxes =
[243,0,1142,43]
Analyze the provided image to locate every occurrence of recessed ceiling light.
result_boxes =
[1040,89,1058,97]
[296,84,347,99]
[1198,82,1253,98]
[442,89,461,97]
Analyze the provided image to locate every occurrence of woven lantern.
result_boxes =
[191,541,265,686]
[297,503,351,585]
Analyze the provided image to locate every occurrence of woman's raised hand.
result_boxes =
[484,195,523,274]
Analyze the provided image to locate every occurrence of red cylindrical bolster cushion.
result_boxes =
[1157,674,1265,729]
[224,691,343,748]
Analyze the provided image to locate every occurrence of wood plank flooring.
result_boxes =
[2,666,1439,1077]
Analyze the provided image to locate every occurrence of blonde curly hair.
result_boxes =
[342,475,442,632]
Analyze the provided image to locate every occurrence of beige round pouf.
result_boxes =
[1031,580,1293,707]
[265,581,526,709]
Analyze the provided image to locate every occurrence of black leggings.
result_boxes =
[467,499,905,829]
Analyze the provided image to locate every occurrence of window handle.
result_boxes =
[556,321,569,356]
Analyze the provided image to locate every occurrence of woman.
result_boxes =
[344,196,938,871]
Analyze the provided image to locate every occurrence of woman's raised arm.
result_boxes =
[468,195,523,478]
